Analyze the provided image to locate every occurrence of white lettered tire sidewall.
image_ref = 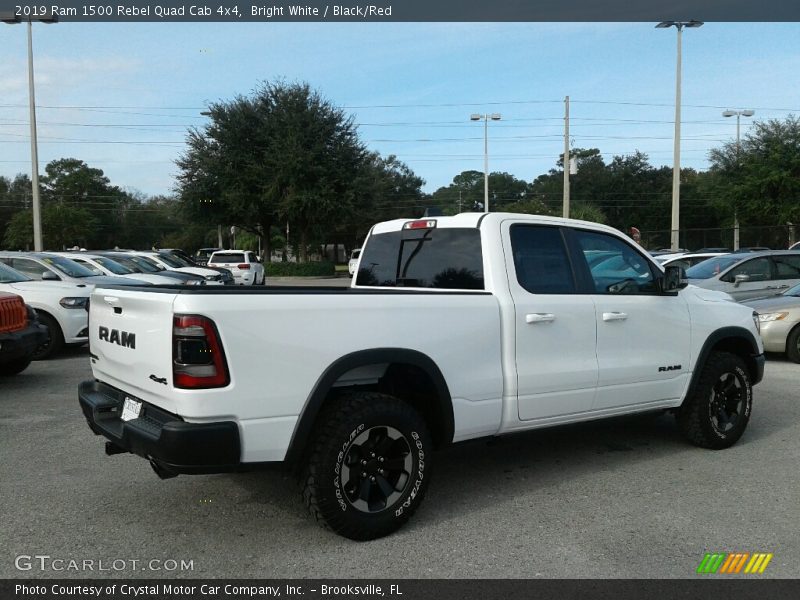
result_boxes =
[302,392,433,541]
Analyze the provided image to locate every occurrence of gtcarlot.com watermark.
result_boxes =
[15,554,194,572]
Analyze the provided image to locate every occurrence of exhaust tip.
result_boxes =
[149,459,179,480]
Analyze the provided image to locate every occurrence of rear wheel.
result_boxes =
[32,313,64,360]
[786,326,800,364]
[677,351,752,449]
[0,357,32,376]
[299,392,432,540]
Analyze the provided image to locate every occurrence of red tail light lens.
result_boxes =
[173,315,229,388]
[237,263,250,270]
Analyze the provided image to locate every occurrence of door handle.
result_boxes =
[103,296,120,305]
[602,312,628,322]
[526,313,556,324]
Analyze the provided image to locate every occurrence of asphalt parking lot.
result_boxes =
[1,348,798,579]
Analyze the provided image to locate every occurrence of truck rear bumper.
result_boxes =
[78,379,241,475]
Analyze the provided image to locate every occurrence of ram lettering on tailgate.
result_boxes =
[98,326,136,349]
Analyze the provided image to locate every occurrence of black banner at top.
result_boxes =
[0,0,799,22]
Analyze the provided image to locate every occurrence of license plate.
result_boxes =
[120,396,142,422]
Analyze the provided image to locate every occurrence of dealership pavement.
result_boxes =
[1,344,798,579]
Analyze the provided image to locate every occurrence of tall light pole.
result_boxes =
[657,20,703,251]
[2,10,58,251]
[470,113,501,213]
[723,109,754,250]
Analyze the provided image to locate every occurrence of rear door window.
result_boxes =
[356,227,484,289]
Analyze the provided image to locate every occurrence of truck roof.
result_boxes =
[371,212,625,238]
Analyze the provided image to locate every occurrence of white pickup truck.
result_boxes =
[79,213,765,540]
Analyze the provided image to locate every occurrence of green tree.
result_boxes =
[3,204,97,249]
[707,115,800,235]
[177,81,369,262]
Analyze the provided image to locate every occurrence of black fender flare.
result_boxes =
[688,326,764,395]
[284,348,454,464]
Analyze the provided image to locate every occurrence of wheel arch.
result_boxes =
[284,348,454,464]
[689,327,763,395]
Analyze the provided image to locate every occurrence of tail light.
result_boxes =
[237,263,250,270]
[173,315,229,389]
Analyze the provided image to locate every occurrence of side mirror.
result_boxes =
[663,265,688,292]
[734,273,750,287]
[41,270,60,281]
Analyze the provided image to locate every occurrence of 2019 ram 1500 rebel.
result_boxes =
[79,213,765,540]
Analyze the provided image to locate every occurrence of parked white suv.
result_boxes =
[0,261,90,359]
[207,250,265,285]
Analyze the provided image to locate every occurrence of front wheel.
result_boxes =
[786,326,800,364]
[32,313,64,360]
[299,392,432,540]
[676,351,753,449]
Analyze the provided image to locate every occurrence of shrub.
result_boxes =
[265,261,335,277]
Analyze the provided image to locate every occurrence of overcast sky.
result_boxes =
[1,22,798,198]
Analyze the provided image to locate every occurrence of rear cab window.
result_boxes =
[356,226,484,289]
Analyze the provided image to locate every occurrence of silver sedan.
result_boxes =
[745,283,800,363]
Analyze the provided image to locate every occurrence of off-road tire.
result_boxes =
[677,351,752,449]
[32,313,63,360]
[786,326,800,364]
[299,392,432,541]
[0,357,32,376]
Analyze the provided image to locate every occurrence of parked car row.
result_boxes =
[0,247,264,366]
[653,249,800,363]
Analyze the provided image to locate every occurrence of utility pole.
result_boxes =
[656,20,704,251]
[563,95,570,218]
[458,190,463,213]
[723,109,754,251]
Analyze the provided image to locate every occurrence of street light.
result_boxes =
[470,113,501,213]
[2,10,59,251]
[656,20,703,251]
[723,109,755,250]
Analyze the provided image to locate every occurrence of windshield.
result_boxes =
[94,256,135,275]
[685,256,743,280]
[0,262,31,283]
[106,255,145,273]
[41,255,97,278]
[154,253,184,268]
[785,282,800,297]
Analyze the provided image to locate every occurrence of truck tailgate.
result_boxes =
[89,287,179,413]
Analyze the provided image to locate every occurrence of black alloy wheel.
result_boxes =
[341,425,413,513]
[708,371,747,435]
